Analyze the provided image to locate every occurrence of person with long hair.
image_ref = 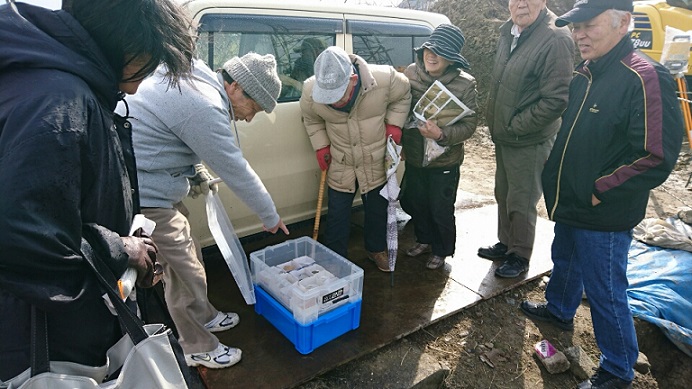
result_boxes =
[0,0,195,381]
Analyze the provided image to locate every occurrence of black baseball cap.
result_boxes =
[556,0,634,27]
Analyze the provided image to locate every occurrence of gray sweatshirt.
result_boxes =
[116,59,280,228]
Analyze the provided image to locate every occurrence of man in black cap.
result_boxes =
[480,0,574,278]
[521,1,684,388]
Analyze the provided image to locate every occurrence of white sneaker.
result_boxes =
[204,311,239,333]
[184,343,242,369]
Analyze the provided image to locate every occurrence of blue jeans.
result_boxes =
[545,222,638,381]
[324,184,387,259]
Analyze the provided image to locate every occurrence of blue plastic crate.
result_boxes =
[254,285,361,354]
[251,237,364,325]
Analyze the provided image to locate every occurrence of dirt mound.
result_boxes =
[430,0,576,122]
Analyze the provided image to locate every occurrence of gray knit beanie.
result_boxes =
[222,53,281,113]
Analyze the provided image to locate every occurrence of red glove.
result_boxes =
[316,146,331,171]
[385,124,402,144]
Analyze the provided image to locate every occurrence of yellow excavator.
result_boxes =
[632,0,691,79]
[632,0,691,143]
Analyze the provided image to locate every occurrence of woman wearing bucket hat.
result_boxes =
[400,24,479,270]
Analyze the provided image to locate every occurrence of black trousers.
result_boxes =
[400,163,460,257]
[324,184,388,259]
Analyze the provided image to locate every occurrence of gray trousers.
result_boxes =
[494,139,554,260]
[143,203,220,354]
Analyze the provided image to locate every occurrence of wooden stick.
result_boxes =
[313,170,327,240]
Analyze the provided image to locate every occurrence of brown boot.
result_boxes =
[367,251,391,272]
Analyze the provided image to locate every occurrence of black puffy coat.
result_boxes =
[542,37,684,231]
[486,8,574,147]
[0,3,138,379]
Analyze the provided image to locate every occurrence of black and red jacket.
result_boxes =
[542,36,684,231]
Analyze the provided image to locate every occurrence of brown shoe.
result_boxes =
[367,251,391,272]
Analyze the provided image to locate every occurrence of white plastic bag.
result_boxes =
[660,25,691,75]
[384,134,402,178]
[205,192,255,305]
[422,138,448,167]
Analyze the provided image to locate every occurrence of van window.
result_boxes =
[197,14,339,101]
[348,20,433,72]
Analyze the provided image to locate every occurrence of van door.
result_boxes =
[181,3,446,248]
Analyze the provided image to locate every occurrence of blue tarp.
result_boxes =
[627,240,692,357]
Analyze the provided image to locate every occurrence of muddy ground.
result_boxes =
[298,127,692,389]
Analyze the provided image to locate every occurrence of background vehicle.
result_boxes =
[631,0,692,81]
[177,0,449,247]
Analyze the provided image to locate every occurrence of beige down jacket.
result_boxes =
[300,54,411,194]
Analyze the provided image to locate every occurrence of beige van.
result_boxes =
[178,0,450,247]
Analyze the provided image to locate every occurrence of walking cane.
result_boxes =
[313,169,327,240]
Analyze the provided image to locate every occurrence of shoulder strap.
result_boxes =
[29,306,50,375]
[80,247,149,344]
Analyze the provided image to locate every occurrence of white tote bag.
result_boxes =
[0,248,193,389]
[2,322,189,389]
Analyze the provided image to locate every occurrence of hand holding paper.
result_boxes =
[412,80,474,166]
[118,214,160,300]
[413,80,474,127]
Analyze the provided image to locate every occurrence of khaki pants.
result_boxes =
[142,203,219,354]
[494,139,554,259]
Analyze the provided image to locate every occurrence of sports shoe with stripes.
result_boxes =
[204,311,240,333]
[185,343,242,369]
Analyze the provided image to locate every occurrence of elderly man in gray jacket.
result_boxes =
[479,0,574,278]
[117,53,289,370]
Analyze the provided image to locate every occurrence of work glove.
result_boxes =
[385,124,402,144]
[316,146,331,171]
[188,164,218,198]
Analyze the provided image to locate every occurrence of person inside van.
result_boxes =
[400,24,479,270]
[300,46,411,272]
[116,53,289,370]
[280,37,327,97]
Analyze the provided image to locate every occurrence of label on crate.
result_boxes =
[322,287,345,304]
